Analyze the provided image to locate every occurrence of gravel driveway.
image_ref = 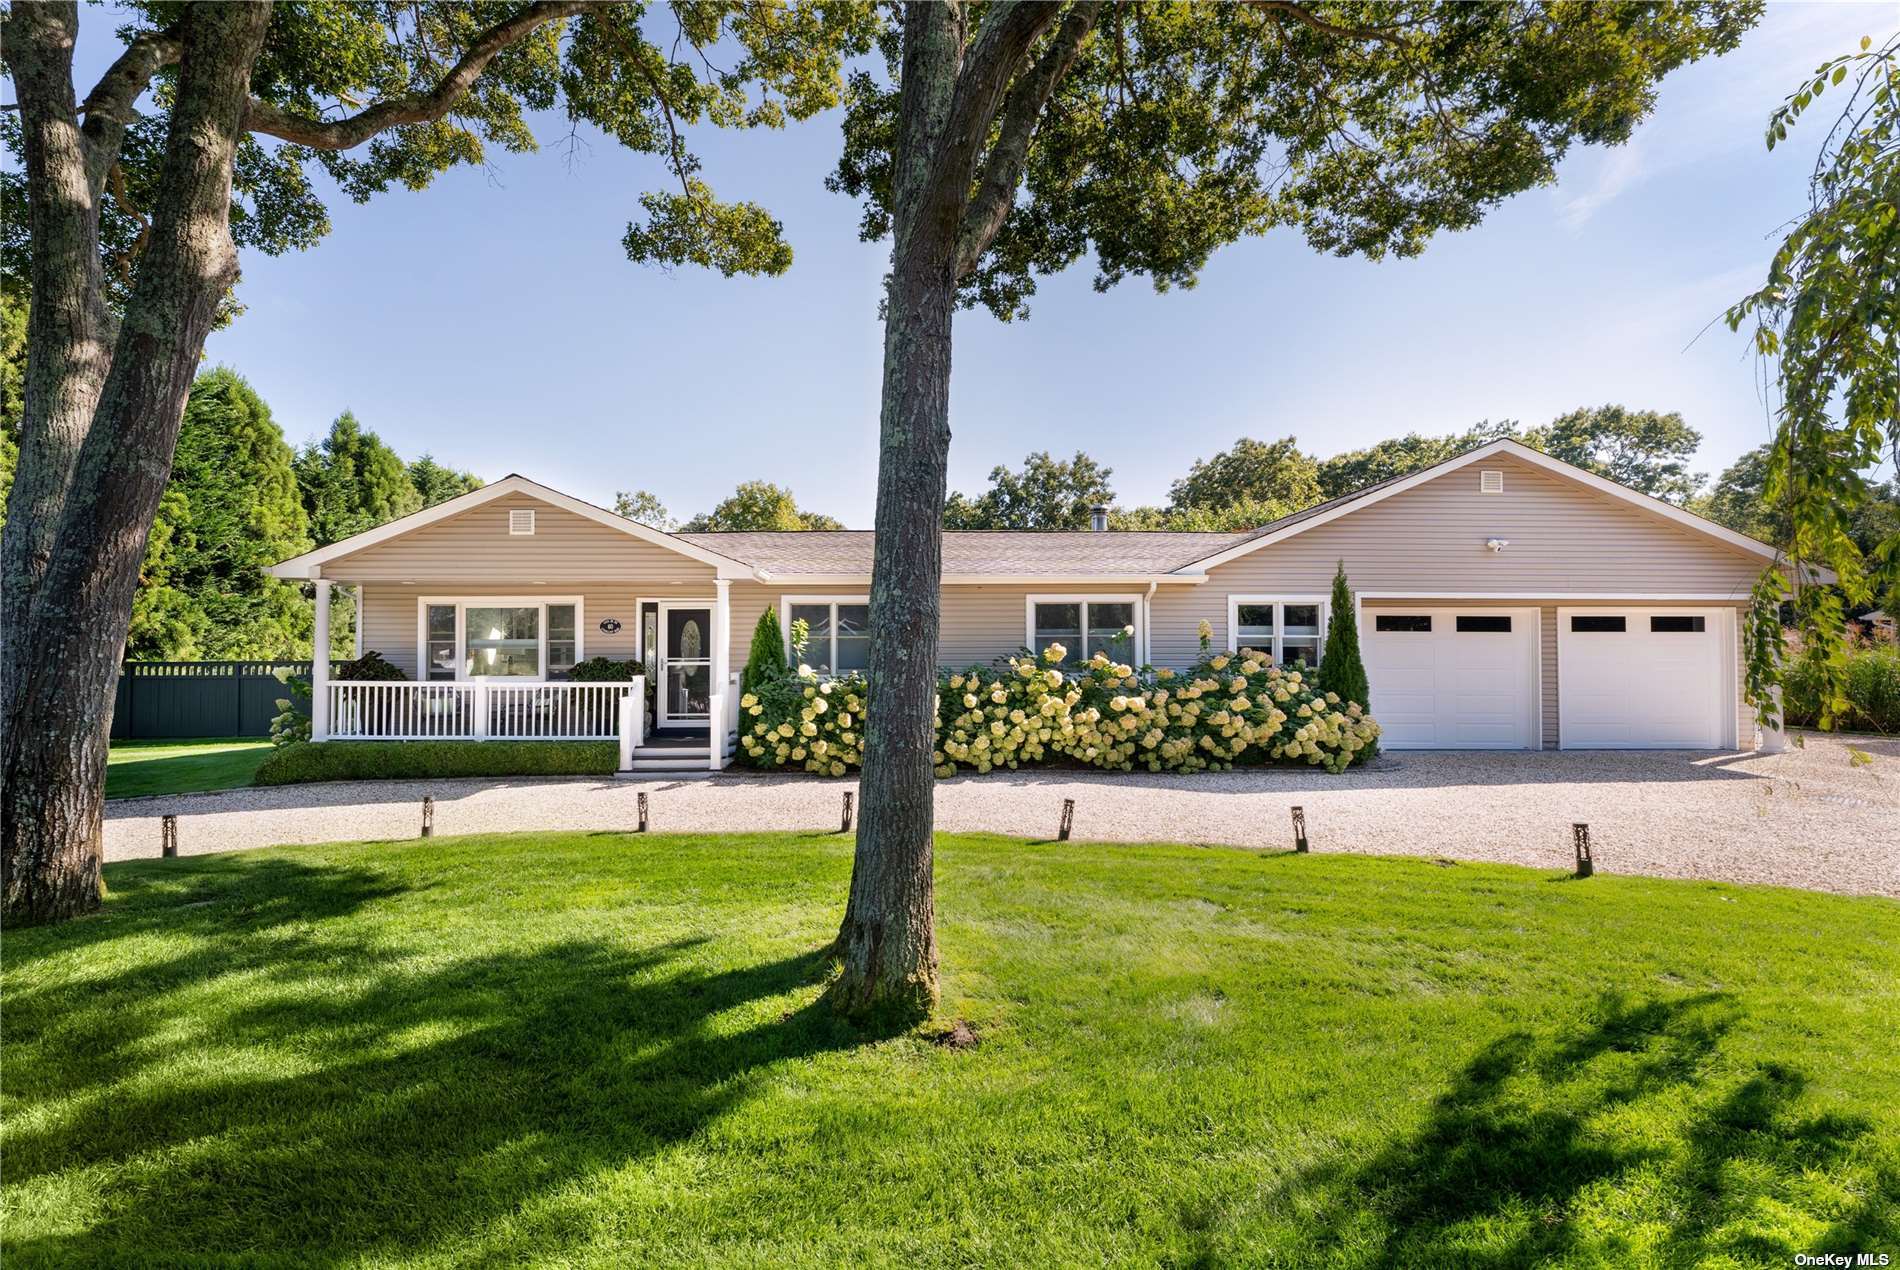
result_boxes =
[103,732,1899,898]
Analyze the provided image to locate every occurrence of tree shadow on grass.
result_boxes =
[4,861,893,1263]
[1261,991,1895,1268]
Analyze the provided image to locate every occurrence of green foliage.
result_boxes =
[1728,34,1900,729]
[614,489,675,530]
[1697,444,1785,546]
[1781,629,1900,734]
[123,369,312,660]
[1524,406,1704,502]
[296,412,424,546]
[254,740,619,786]
[1109,498,1301,533]
[269,669,312,748]
[834,3,1758,321]
[739,646,1378,777]
[683,480,843,531]
[1319,562,1370,718]
[567,657,636,683]
[407,456,482,508]
[1317,421,1520,500]
[944,451,1115,530]
[0,4,879,298]
[1169,437,1321,517]
[336,650,407,683]
[742,608,788,696]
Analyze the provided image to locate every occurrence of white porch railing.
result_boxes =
[328,681,631,742]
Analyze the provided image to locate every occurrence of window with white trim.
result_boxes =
[419,598,581,681]
[1028,597,1138,666]
[1231,597,1326,666]
[783,598,870,673]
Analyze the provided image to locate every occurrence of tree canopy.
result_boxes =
[124,369,309,660]
[682,479,843,532]
[1169,437,1322,518]
[944,450,1114,530]
[1527,406,1703,501]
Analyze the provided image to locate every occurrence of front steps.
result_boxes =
[617,734,739,775]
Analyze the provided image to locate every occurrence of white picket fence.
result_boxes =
[327,680,631,742]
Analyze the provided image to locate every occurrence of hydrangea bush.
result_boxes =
[738,644,1379,777]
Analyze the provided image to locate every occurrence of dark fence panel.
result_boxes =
[111,660,345,740]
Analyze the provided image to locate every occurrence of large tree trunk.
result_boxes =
[0,3,114,704]
[827,2,1074,1020]
[825,5,974,1020]
[0,2,272,926]
[829,237,959,1020]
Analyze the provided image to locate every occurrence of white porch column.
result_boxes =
[1759,685,1791,753]
[712,578,732,763]
[311,579,332,741]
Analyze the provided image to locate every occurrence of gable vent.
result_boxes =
[1479,469,1504,494]
[509,508,536,536]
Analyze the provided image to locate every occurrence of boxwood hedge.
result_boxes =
[254,740,619,786]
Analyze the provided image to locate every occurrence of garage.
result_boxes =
[1558,607,1731,749]
[1362,607,1540,749]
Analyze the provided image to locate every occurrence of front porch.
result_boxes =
[306,578,741,770]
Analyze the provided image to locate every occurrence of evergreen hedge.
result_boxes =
[255,740,618,786]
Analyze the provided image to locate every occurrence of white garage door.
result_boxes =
[1362,608,1539,749]
[1558,608,1728,749]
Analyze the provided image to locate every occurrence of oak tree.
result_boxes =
[826,0,1758,1018]
[0,0,872,924]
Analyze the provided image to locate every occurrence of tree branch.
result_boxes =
[954,1,1101,277]
[77,26,183,197]
[1239,1,1405,45]
[243,1,586,150]
[911,0,1063,245]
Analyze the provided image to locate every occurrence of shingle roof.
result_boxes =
[674,529,1259,576]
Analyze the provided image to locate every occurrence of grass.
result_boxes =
[4,833,1896,1267]
[104,738,272,799]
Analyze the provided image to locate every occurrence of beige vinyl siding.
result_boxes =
[728,582,1147,675]
[321,493,719,585]
[359,583,642,678]
[1152,455,1764,667]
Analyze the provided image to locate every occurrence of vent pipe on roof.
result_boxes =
[1090,504,1109,533]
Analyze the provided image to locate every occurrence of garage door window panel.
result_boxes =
[1375,614,1431,633]
[1571,615,1627,633]
[1456,615,1513,633]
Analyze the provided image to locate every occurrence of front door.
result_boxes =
[658,604,713,730]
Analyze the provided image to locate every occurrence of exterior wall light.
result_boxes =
[1485,538,1510,553]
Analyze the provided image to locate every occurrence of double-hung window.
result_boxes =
[1230,597,1326,666]
[1027,597,1139,667]
[783,597,871,673]
[419,598,582,681]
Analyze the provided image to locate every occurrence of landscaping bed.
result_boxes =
[7,831,1896,1265]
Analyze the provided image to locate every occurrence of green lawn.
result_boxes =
[4,834,1896,1266]
[105,738,272,799]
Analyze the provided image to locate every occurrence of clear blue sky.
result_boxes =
[51,3,1898,526]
